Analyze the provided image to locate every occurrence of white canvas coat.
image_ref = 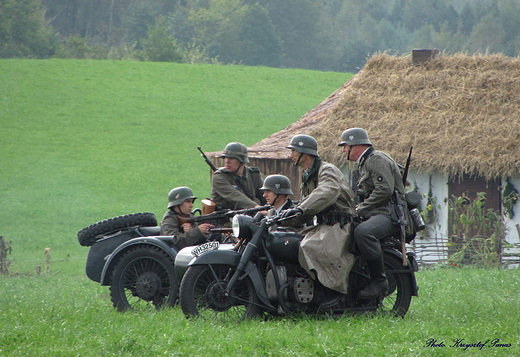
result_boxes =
[292,159,357,293]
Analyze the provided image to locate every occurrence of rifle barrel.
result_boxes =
[198,146,218,172]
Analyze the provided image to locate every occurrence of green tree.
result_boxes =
[431,22,466,54]
[465,13,506,54]
[140,16,184,62]
[236,3,281,67]
[498,0,520,56]
[187,0,246,63]
[264,0,324,69]
[0,0,55,58]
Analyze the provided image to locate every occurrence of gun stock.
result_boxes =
[396,193,409,267]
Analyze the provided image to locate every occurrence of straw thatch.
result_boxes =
[249,53,520,181]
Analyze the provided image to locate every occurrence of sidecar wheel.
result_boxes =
[109,246,178,312]
[179,264,261,321]
[77,212,157,246]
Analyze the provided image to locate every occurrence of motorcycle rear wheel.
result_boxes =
[378,254,413,316]
[109,246,178,312]
[180,264,261,321]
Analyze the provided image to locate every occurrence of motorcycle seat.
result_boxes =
[137,226,162,236]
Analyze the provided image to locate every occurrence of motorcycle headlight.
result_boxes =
[232,214,254,238]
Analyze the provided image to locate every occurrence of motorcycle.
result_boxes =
[77,204,269,312]
[176,212,419,321]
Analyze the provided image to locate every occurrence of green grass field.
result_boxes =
[1,60,519,356]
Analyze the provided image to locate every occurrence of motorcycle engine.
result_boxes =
[266,265,314,304]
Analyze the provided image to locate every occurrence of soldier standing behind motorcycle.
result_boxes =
[280,134,357,306]
[160,186,214,249]
[210,142,266,210]
[338,128,406,299]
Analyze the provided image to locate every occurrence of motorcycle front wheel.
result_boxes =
[179,264,261,322]
[109,246,178,312]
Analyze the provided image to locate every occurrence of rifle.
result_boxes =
[178,205,271,226]
[397,146,413,266]
[402,146,413,186]
[198,146,218,172]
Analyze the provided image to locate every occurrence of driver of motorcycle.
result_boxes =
[280,134,357,307]
[160,186,214,249]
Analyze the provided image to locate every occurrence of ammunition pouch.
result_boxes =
[389,191,417,243]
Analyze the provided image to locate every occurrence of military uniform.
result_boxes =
[355,147,406,260]
[290,158,357,294]
[266,199,294,216]
[160,211,208,250]
[211,167,264,209]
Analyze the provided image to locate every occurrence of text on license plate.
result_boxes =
[191,241,220,257]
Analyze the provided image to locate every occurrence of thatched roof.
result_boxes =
[249,53,520,180]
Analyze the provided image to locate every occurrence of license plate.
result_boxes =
[191,241,220,257]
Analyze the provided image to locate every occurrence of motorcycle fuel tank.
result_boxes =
[265,231,303,263]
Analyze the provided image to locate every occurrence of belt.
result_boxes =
[317,211,359,227]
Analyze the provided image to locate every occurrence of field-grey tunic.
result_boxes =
[160,211,207,250]
[210,167,264,209]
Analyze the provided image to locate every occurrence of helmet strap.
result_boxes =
[347,146,353,161]
[174,204,190,217]
[271,194,279,207]
[294,151,303,167]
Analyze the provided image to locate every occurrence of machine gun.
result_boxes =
[177,205,271,226]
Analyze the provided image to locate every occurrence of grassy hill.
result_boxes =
[0,59,351,271]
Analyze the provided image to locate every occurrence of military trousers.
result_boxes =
[354,214,399,260]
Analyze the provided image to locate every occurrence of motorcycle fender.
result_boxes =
[176,244,238,282]
[187,251,275,311]
[86,229,136,283]
[383,249,419,296]
[99,236,178,286]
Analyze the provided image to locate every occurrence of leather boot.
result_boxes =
[357,256,389,299]
[319,287,343,309]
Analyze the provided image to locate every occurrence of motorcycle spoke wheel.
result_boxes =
[179,264,260,322]
[110,246,178,312]
[377,255,413,317]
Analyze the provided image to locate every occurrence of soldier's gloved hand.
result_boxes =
[280,208,303,219]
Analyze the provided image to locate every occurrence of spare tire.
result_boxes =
[77,212,158,247]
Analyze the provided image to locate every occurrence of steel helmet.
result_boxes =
[338,128,372,146]
[168,186,197,209]
[286,134,318,156]
[222,142,249,163]
[260,174,293,195]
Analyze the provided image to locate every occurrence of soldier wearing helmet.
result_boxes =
[259,174,295,216]
[210,142,266,210]
[160,186,214,249]
[281,134,357,307]
[338,128,407,299]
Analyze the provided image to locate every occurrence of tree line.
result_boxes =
[2,0,519,72]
